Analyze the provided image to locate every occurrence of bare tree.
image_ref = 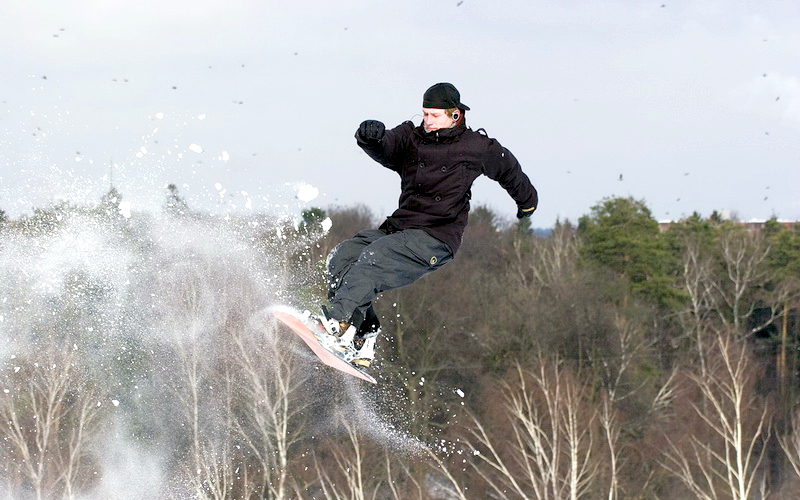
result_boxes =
[312,417,377,500]
[715,228,773,333]
[227,317,309,500]
[150,220,309,500]
[505,221,579,299]
[773,277,800,439]
[153,252,228,495]
[187,438,238,500]
[0,342,108,500]
[599,395,622,500]
[600,313,656,405]
[307,414,464,500]
[661,333,772,500]
[464,360,608,500]
[677,236,718,350]
[421,445,471,500]
[779,409,800,497]
[318,204,377,259]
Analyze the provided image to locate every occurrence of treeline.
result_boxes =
[0,187,799,499]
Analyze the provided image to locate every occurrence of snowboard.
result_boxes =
[272,309,377,384]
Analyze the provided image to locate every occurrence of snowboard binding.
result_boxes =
[308,306,379,368]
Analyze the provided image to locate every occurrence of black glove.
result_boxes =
[516,206,536,219]
[358,120,385,142]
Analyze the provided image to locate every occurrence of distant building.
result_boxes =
[658,218,799,233]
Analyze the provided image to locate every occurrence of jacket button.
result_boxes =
[441,166,447,172]
[434,195,442,201]
[419,162,425,168]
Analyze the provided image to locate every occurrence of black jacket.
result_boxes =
[356,120,538,254]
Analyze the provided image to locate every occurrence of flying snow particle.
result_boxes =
[188,144,204,153]
[155,112,165,120]
[198,114,207,120]
[221,151,230,161]
[456,389,465,398]
[296,183,319,202]
[118,201,132,219]
[215,183,223,191]
[321,217,332,233]
[112,400,120,407]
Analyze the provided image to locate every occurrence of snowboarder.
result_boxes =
[317,82,538,367]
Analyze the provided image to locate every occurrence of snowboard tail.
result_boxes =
[272,310,376,384]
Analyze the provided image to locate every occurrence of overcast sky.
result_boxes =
[2,0,798,227]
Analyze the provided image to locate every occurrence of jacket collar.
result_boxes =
[414,120,467,144]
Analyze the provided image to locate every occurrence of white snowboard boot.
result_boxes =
[349,333,378,368]
[314,307,378,368]
[326,321,379,368]
[313,314,357,351]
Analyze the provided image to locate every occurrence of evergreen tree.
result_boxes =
[298,207,327,234]
[98,186,124,221]
[764,218,800,280]
[763,218,800,431]
[578,196,680,308]
[17,202,73,237]
[164,184,189,216]
[515,213,532,235]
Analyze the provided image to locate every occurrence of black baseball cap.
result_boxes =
[422,82,470,110]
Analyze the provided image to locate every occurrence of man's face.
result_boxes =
[422,108,455,132]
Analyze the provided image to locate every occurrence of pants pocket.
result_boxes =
[403,229,453,269]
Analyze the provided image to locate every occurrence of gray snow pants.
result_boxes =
[326,228,453,329]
